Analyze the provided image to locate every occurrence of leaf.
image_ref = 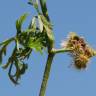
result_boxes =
[15,38,20,51]
[13,61,28,84]
[19,63,28,75]
[38,15,43,32]
[0,52,2,64]
[28,0,39,13]
[2,58,11,69]
[19,13,28,26]
[0,45,7,64]
[16,48,32,60]
[28,16,36,30]
[16,20,20,33]
[9,74,19,85]
[27,37,43,53]
[16,13,28,34]
[39,15,54,41]
[8,63,19,85]
[0,38,14,65]
[0,37,15,46]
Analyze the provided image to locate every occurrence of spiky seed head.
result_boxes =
[61,32,95,70]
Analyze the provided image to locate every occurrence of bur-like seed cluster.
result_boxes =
[61,32,95,69]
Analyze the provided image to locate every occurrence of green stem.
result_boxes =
[40,0,54,50]
[40,0,50,21]
[39,48,72,96]
[52,48,73,54]
[39,53,54,96]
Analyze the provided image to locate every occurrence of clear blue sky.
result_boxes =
[0,0,96,96]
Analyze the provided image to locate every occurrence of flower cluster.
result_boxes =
[61,32,95,69]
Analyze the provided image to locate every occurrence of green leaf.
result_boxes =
[28,0,39,13]
[19,13,28,26]
[16,20,20,33]
[13,61,28,84]
[2,58,11,69]
[28,16,36,30]
[38,15,43,32]
[0,37,15,64]
[8,63,19,85]
[0,37,15,65]
[16,13,28,34]
[0,37,15,46]
[15,38,20,51]
[27,37,43,53]
[9,73,19,85]
[0,45,7,64]
[19,63,28,75]
[39,15,54,41]
[0,52,2,64]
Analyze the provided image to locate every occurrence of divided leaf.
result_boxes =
[2,47,29,85]
[0,2,54,85]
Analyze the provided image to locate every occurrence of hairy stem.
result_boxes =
[39,53,54,96]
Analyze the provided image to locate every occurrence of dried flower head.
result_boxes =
[61,32,95,69]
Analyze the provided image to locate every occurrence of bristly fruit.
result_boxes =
[61,32,95,69]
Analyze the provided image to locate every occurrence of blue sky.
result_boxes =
[0,0,96,96]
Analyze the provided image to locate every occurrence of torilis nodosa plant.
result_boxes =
[0,0,96,96]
